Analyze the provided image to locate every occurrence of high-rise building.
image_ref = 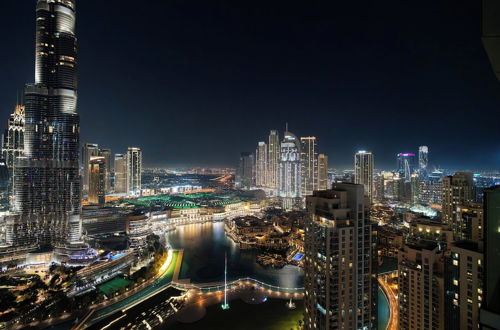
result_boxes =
[480,186,500,329]
[99,148,112,193]
[126,147,142,195]
[445,228,484,330]
[397,153,415,182]
[418,146,429,172]
[88,156,105,206]
[1,104,25,197]
[442,172,474,226]
[236,152,254,190]
[317,154,328,190]
[255,142,267,187]
[398,239,445,329]
[114,154,127,194]
[10,0,83,256]
[300,137,318,196]
[354,150,374,203]
[82,143,99,194]
[267,130,280,189]
[279,128,302,209]
[304,183,375,329]
[418,170,444,204]
[454,202,484,242]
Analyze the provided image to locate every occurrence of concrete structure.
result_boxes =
[317,154,328,191]
[300,136,317,197]
[445,240,483,330]
[304,183,375,329]
[267,130,280,189]
[114,153,127,194]
[82,143,99,195]
[88,156,106,206]
[99,148,112,193]
[126,147,142,195]
[455,202,484,242]
[279,128,302,210]
[127,214,151,250]
[1,104,25,197]
[8,0,85,261]
[418,146,429,173]
[236,152,254,189]
[397,153,415,182]
[442,172,474,226]
[354,150,374,203]
[255,142,267,187]
[398,240,445,329]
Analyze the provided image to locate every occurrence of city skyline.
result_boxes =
[1,0,499,169]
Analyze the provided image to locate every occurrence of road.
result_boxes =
[378,274,398,330]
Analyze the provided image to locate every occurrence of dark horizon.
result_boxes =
[1,0,500,169]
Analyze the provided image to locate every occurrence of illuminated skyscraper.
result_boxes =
[398,239,445,329]
[279,127,301,209]
[304,184,375,329]
[354,150,374,203]
[236,152,254,189]
[397,153,415,182]
[300,137,318,196]
[114,154,127,194]
[10,0,84,255]
[418,146,429,172]
[1,104,25,197]
[442,172,474,226]
[99,148,112,193]
[82,143,99,194]
[88,156,105,206]
[445,202,484,330]
[317,154,328,190]
[255,141,267,187]
[267,130,280,189]
[126,147,142,195]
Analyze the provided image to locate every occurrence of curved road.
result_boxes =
[378,275,398,330]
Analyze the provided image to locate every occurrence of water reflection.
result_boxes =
[166,222,304,288]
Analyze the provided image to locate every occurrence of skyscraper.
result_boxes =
[10,0,83,256]
[300,137,318,196]
[418,146,429,172]
[1,104,25,197]
[444,205,484,330]
[255,141,267,187]
[397,153,415,182]
[99,148,112,193]
[267,130,280,189]
[317,153,328,190]
[304,184,375,329]
[398,239,445,329]
[236,152,254,189]
[354,150,374,203]
[114,153,127,194]
[278,128,301,209]
[82,143,99,194]
[88,156,105,206]
[126,147,142,195]
[442,172,474,226]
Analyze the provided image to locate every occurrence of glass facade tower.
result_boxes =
[9,0,83,254]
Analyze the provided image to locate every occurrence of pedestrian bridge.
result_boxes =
[171,277,304,295]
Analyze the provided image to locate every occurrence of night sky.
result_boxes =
[1,0,500,169]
